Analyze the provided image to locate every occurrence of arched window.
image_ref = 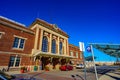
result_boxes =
[59,42,63,55]
[51,39,56,54]
[42,36,48,52]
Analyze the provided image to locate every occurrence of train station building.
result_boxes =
[0,16,83,71]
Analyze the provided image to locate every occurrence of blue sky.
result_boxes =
[0,0,120,61]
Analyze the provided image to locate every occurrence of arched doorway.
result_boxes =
[41,57,50,70]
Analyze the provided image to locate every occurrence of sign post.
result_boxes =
[79,42,87,80]
[90,45,98,80]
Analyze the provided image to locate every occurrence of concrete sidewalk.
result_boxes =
[6,70,44,75]
[5,70,120,80]
[99,71,120,80]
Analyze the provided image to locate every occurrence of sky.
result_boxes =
[0,0,120,61]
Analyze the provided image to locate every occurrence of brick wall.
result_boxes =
[0,24,35,54]
[0,21,35,68]
[69,44,83,64]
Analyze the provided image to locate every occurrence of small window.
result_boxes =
[0,33,2,38]
[13,37,25,49]
[76,52,79,58]
[15,57,20,66]
[80,53,83,59]
[70,51,73,56]
[0,32,5,39]
[9,56,15,67]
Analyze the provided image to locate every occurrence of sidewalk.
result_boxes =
[6,71,21,75]
[99,71,120,80]
[6,70,44,75]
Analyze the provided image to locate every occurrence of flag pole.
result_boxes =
[90,45,98,80]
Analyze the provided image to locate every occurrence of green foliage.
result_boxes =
[45,66,49,71]
[85,55,97,61]
[20,66,26,70]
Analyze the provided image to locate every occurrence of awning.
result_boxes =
[89,43,120,58]
[33,51,75,59]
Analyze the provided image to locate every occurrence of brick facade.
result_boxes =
[0,16,83,71]
[69,44,83,65]
[0,16,35,70]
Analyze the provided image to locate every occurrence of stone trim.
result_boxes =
[0,51,31,56]
[29,19,69,37]
[0,17,34,35]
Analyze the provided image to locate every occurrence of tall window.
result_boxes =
[51,39,56,54]
[15,57,20,66]
[9,56,15,67]
[80,53,83,59]
[0,32,5,39]
[70,51,73,56]
[76,52,79,58]
[42,36,48,52]
[13,37,25,49]
[59,42,63,55]
[9,56,20,67]
[0,33,2,39]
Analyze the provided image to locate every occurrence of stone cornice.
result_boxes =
[69,44,80,49]
[0,16,35,35]
[29,18,69,38]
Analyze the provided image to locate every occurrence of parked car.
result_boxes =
[0,71,16,80]
[60,65,67,71]
[66,65,73,70]
[60,65,73,71]
[76,64,84,69]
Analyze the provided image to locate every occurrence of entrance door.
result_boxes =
[41,57,50,70]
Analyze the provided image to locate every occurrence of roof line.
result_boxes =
[88,43,120,45]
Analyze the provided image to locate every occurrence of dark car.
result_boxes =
[60,65,73,71]
[66,65,73,70]
[0,71,16,80]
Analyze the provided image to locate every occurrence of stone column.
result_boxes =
[66,39,69,55]
[64,39,66,55]
[49,34,52,53]
[39,29,43,51]
[34,26,39,50]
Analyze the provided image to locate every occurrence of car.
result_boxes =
[76,64,84,69]
[60,65,67,71]
[66,65,73,70]
[60,65,73,71]
[0,71,16,80]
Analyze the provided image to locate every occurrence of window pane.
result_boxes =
[13,37,19,48]
[19,39,25,49]
[76,52,78,58]
[9,56,15,67]
[42,36,48,52]
[59,42,62,55]
[15,57,20,66]
[51,39,56,53]
[70,51,73,56]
